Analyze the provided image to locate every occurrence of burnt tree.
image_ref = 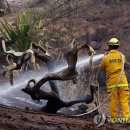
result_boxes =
[31,40,95,92]
[22,79,97,113]
[22,41,97,113]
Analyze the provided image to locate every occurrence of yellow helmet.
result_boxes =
[108,38,119,46]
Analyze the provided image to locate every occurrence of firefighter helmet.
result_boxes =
[108,38,119,46]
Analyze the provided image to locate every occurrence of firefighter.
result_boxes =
[99,38,130,122]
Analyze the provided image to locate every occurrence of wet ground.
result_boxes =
[0,103,130,130]
[0,105,98,130]
[0,62,129,130]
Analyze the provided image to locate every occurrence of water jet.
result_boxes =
[0,54,104,110]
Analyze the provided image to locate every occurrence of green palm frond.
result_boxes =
[0,9,42,52]
[0,18,17,42]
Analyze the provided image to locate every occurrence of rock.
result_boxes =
[37,0,47,4]
[125,62,130,70]
[123,18,130,29]
[85,15,101,22]
[90,41,101,50]
[86,27,95,42]
[123,23,130,29]
[48,37,65,48]
[86,26,108,43]
[97,70,106,88]
[94,26,108,42]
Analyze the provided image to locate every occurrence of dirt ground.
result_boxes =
[0,104,130,130]
[0,0,130,130]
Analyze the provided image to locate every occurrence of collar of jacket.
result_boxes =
[109,49,119,53]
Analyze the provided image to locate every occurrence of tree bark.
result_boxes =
[22,80,95,113]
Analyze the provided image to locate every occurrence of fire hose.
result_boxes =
[73,52,125,117]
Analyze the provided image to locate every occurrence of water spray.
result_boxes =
[0,53,104,109]
[2,39,103,111]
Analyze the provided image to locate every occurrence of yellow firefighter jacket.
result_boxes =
[99,50,128,88]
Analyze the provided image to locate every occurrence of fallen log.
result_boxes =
[22,79,96,113]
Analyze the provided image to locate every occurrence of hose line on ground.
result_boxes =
[73,52,125,117]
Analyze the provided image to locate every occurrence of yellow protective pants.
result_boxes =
[107,87,130,118]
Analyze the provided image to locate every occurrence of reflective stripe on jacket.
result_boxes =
[107,83,128,88]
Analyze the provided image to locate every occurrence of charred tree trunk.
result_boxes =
[32,41,92,92]
[22,79,96,114]
[32,48,78,92]
[22,40,96,113]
